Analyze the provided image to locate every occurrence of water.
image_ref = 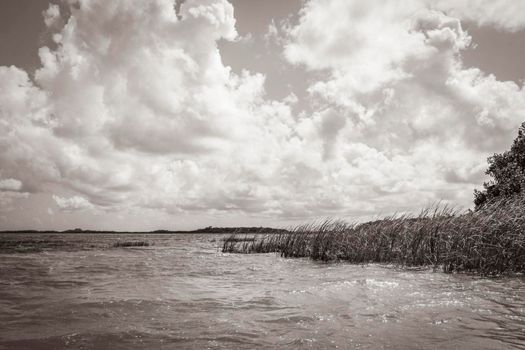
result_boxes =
[1,233,525,349]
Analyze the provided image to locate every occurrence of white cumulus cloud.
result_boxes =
[1,0,524,228]
[434,0,525,32]
[53,195,94,212]
[279,0,525,212]
[0,178,22,192]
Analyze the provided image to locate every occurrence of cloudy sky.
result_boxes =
[1,0,525,231]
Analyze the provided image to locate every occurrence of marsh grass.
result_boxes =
[221,237,256,243]
[222,195,525,275]
[112,241,150,248]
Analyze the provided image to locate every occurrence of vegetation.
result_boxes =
[112,241,150,248]
[221,236,256,243]
[191,226,288,234]
[223,123,525,276]
[474,122,525,208]
[223,195,525,275]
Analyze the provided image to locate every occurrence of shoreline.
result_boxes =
[0,227,289,235]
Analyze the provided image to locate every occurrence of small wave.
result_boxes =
[261,314,316,324]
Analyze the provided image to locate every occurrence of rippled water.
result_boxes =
[1,233,525,349]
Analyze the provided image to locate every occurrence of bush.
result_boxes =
[475,122,525,208]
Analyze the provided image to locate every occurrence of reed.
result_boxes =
[222,195,525,275]
[112,241,150,248]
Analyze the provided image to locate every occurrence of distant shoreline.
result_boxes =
[0,227,289,235]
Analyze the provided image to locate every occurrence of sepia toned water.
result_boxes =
[1,233,524,350]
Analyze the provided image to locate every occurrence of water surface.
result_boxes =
[1,233,524,349]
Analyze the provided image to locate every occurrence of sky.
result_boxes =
[1,0,525,231]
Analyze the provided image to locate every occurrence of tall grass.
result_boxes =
[222,195,525,275]
[112,241,150,248]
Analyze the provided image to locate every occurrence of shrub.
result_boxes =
[475,122,525,208]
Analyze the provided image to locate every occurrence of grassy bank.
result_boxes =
[222,195,525,276]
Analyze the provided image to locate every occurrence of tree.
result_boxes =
[474,122,525,209]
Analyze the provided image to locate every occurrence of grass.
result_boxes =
[222,195,525,276]
[221,236,256,242]
[112,241,150,248]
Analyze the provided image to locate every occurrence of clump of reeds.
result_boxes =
[221,237,256,243]
[112,241,150,248]
[222,195,525,276]
[221,227,284,254]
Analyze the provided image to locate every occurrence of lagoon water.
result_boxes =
[1,233,524,349]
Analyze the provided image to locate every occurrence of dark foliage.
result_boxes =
[474,122,525,209]
[112,241,150,247]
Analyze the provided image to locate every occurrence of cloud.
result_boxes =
[0,0,297,219]
[264,19,284,47]
[0,178,28,212]
[0,178,22,192]
[1,0,525,228]
[43,4,61,27]
[279,0,525,212]
[433,0,525,32]
[35,0,247,155]
[0,192,29,213]
[53,195,94,212]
